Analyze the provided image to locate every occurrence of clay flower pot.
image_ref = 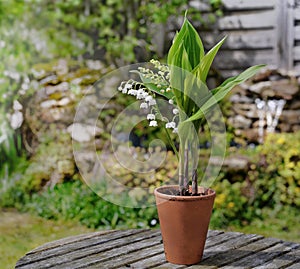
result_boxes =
[154,185,216,265]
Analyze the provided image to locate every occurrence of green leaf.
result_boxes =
[185,64,266,122]
[184,19,204,69]
[194,36,227,82]
[167,17,204,70]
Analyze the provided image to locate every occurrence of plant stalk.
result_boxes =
[184,145,189,191]
[192,169,198,195]
[179,138,186,195]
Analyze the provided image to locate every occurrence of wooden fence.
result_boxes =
[188,0,300,77]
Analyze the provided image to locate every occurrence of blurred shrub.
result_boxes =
[210,179,254,227]
[20,129,75,193]
[250,132,300,208]
[211,131,300,227]
[25,180,158,229]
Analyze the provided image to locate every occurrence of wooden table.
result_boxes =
[15,229,300,269]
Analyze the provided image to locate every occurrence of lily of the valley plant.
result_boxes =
[118,16,265,196]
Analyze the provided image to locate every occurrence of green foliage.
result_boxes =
[20,129,75,193]
[250,132,300,208]
[210,131,300,227]
[25,180,158,229]
[210,179,256,227]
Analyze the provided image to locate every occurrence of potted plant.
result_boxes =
[118,14,264,265]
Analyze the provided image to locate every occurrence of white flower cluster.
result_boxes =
[118,60,179,133]
[118,80,159,127]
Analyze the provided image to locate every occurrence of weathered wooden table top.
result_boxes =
[15,229,300,269]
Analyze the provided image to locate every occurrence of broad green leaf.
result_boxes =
[184,19,204,69]
[195,36,227,82]
[185,64,266,122]
[167,20,188,66]
[167,17,204,69]
[169,42,191,108]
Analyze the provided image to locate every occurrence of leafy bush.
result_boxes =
[210,131,300,228]
[25,180,158,229]
[210,179,255,227]
[250,132,300,208]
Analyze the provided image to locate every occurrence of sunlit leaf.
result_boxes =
[185,64,266,122]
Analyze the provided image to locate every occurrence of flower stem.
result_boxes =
[163,127,178,159]
[184,143,189,191]
[192,169,198,195]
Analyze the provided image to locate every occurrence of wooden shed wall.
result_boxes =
[187,0,300,77]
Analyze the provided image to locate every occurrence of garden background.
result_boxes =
[0,1,299,268]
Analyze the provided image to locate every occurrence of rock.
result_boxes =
[270,80,299,99]
[13,100,23,110]
[39,75,58,85]
[289,100,300,110]
[10,111,23,129]
[230,94,253,103]
[249,81,272,94]
[57,97,71,106]
[40,99,57,108]
[228,115,252,129]
[67,123,103,142]
[278,123,292,132]
[280,110,300,124]
[292,125,300,132]
[45,82,69,95]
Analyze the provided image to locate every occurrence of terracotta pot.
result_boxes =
[154,185,215,265]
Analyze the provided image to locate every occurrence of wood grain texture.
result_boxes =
[218,11,275,30]
[222,0,276,10]
[15,229,300,269]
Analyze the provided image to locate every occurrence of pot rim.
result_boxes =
[154,185,215,201]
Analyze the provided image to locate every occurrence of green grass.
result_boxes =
[223,207,300,243]
[0,209,95,269]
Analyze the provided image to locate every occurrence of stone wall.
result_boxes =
[227,68,300,144]
[20,61,300,190]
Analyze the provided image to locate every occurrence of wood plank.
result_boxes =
[221,240,297,269]
[188,264,218,269]
[295,9,300,20]
[218,10,276,30]
[15,229,146,267]
[203,30,275,49]
[295,26,300,40]
[127,252,167,268]
[213,50,275,69]
[222,0,276,10]
[27,230,115,254]
[195,234,266,267]
[55,232,162,269]
[204,231,244,249]
[17,230,161,269]
[285,263,300,269]
[85,243,164,269]
[154,264,186,269]
[294,46,300,60]
[77,230,225,269]
[252,245,300,268]
[189,0,211,12]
